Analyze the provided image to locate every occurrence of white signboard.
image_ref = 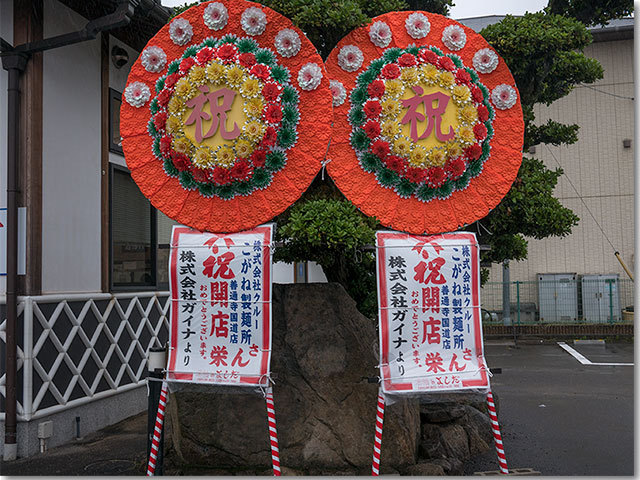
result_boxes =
[376,231,489,394]
[167,224,273,386]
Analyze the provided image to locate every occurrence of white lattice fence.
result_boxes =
[1,292,170,421]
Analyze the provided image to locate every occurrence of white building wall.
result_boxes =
[41,0,102,293]
[0,0,13,295]
[488,37,634,293]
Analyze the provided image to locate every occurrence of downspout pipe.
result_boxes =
[0,0,139,461]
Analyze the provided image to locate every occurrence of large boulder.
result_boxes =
[166,283,420,473]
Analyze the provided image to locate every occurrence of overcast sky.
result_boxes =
[160,0,549,19]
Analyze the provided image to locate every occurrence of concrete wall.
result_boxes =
[487,37,634,292]
[41,0,102,293]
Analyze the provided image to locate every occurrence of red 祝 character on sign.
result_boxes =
[203,251,235,279]
[231,348,250,367]
[209,345,228,366]
[425,352,445,373]
[401,86,455,143]
[414,257,446,284]
[422,317,442,344]
[448,353,467,372]
[210,311,229,338]
[185,86,241,143]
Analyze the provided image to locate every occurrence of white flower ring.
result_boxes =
[472,48,499,74]
[124,81,151,108]
[274,29,301,58]
[297,63,323,91]
[369,21,392,48]
[491,84,518,110]
[405,13,430,39]
[241,7,267,36]
[203,2,228,31]
[330,80,347,106]
[337,45,364,72]
[169,18,193,46]
[140,46,167,73]
[442,24,466,51]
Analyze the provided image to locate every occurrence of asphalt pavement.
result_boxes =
[464,341,634,475]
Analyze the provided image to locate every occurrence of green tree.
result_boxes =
[546,0,633,26]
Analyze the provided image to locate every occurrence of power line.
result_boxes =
[543,144,618,253]
[579,83,634,100]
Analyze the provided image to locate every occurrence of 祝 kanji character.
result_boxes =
[231,348,250,367]
[448,353,467,372]
[401,85,455,143]
[424,352,445,373]
[414,257,446,285]
[211,282,229,307]
[422,317,441,344]
[422,287,440,313]
[185,86,241,143]
[210,311,229,338]
[203,251,235,279]
[209,345,228,366]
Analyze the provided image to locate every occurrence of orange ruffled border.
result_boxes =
[325,11,524,235]
[120,0,332,233]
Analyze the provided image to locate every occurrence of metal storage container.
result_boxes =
[537,273,578,323]
[580,274,620,323]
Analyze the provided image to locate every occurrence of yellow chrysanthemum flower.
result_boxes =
[244,97,264,119]
[393,137,411,156]
[446,141,463,159]
[244,121,265,141]
[240,78,261,98]
[420,64,439,84]
[400,67,419,86]
[189,66,207,86]
[236,140,254,158]
[168,96,184,115]
[458,125,475,144]
[166,116,182,135]
[381,121,398,138]
[459,104,478,124]
[452,84,471,104]
[437,71,455,88]
[193,147,213,168]
[206,62,226,84]
[174,77,193,98]
[226,66,245,87]
[172,136,192,155]
[381,99,400,118]
[429,148,447,167]
[384,79,404,97]
[409,146,428,167]
[215,145,235,167]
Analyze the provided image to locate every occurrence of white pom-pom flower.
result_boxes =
[297,63,323,91]
[275,29,301,58]
[169,18,193,46]
[241,7,267,36]
[491,84,518,110]
[140,46,166,73]
[203,2,228,31]
[405,13,430,39]
[369,21,392,48]
[442,24,466,51]
[124,82,150,108]
[472,48,499,74]
[337,45,364,72]
[330,80,347,106]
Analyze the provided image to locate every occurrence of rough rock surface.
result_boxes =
[166,283,420,472]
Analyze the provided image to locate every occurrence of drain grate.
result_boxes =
[474,467,541,475]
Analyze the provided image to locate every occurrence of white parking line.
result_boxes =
[557,342,633,366]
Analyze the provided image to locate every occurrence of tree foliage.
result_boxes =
[546,0,633,26]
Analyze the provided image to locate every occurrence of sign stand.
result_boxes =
[370,387,386,476]
[146,381,169,476]
[486,389,509,474]
[265,386,282,476]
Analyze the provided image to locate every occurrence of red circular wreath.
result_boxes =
[120,0,332,233]
[325,11,524,234]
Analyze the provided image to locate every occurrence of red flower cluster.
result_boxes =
[367,79,385,98]
[398,53,417,67]
[363,100,382,118]
[381,63,400,79]
[238,52,256,68]
[217,43,238,63]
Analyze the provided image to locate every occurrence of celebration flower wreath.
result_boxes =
[120,0,332,233]
[325,12,524,234]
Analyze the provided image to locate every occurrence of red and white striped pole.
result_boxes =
[371,387,385,476]
[265,386,281,476]
[146,382,168,476]
[486,389,509,475]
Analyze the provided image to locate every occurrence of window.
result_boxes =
[156,210,180,290]
[110,165,156,289]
